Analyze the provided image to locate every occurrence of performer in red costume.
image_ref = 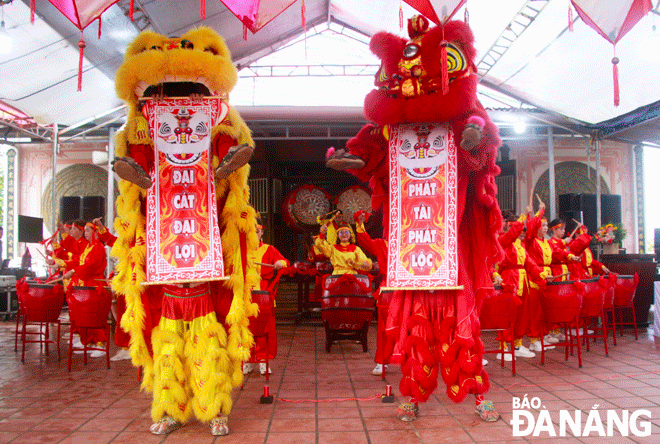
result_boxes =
[354,210,393,376]
[493,206,547,359]
[326,16,503,422]
[244,220,289,375]
[92,218,132,362]
[547,219,581,281]
[62,222,108,355]
[569,225,611,278]
[523,197,564,352]
[546,218,582,342]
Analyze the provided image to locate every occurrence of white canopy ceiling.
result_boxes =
[1,0,659,143]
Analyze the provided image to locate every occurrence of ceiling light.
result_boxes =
[514,119,526,134]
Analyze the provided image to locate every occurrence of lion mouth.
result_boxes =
[134,77,216,99]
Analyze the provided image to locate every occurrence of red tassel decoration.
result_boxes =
[243,23,247,41]
[399,3,403,31]
[30,0,35,24]
[612,53,620,106]
[302,0,307,59]
[98,18,102,39]
[200,0,206,20]
[568,5,574,32]
[440,29,449,95]
[78,34,86,92]
[129,0,134,21]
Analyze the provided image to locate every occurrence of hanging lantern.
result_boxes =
[571,0,653,106]
[219,0,298,34]
[44,0,120,91]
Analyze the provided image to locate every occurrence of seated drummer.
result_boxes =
[569,224,611,279]
[315,220,372,275]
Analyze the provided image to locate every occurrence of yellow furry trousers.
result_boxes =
[151,284,235,423]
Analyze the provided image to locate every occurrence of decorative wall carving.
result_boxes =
[40,164,118,233]
[533,161,610,210]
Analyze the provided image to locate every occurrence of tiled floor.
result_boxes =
[1,318,660,443]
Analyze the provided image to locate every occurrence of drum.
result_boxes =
[478,285,521,330]
[315,261,333,275]
[320,274,374,331]
[580,277,608,317]
[334,185,371,223]
[293,261,316,276]
[541,280,584,324]
[602,273,617,310]
[22,283,65,323]
[282,184,332,230]
[613,274,639,307]
[67,286,112,328]
[248,290,274,337]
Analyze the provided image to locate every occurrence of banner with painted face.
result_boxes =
[385,122,459,289]
[142,98,228,283]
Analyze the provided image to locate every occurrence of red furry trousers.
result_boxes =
[386,290,490,404]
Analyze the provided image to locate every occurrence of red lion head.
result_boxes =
[365,16,479,126]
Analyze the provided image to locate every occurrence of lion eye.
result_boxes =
[204,47,219,55]
[403,44,419,59]
[150,45,163,51]
[181,39,194,49]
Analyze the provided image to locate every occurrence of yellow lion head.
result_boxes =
[115,27,237,114]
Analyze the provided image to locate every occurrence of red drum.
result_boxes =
[613,274,639,307]
[19,282,66,362]
[602,274,617,310]
[248,290,274,337]
[478,285,521,331]
[67,286,112,328]
[580,277,608,317]
[293,261,315,275]
[541,280,585,324]
[321,274,375,352]
[22,283,65,323]
[316,261,333,275]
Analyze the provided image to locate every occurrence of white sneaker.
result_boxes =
[242,363,254,375]
[372,364,389,375]
[514,346,536,358]
[110,349,132,361]
[544,334,559,344]
[496,353,514,362]
[90,349,106,358]
[570,328,594,336]
[552,332,566,341]
[529,341,555,352]
[482,358,488,366]
[259,363,272,375]
[71,337,83,349]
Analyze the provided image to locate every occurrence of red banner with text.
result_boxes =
[143,98,228,284]
[385,122,459,290]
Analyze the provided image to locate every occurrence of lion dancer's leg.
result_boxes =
[150,287,191,435]
[150,284,234,436]
[395,291,439,421]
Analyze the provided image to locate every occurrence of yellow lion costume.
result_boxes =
[111,27,260,436]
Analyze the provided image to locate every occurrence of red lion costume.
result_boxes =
[327,16,503,421]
